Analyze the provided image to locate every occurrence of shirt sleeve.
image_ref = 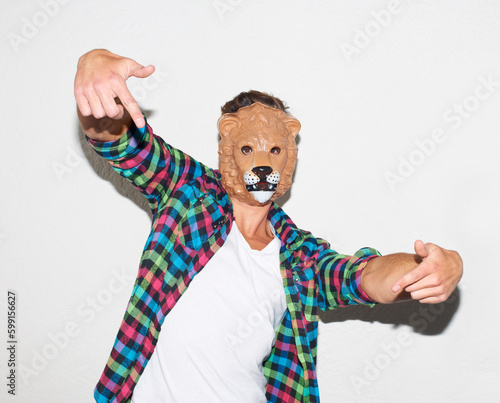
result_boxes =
[85,116,209,214]
[316,243,381,310]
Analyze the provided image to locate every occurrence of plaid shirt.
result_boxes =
[86,117,380,403]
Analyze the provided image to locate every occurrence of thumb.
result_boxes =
[414,240,428,259]
[129,63,155,79]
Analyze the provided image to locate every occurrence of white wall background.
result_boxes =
[1,0,499,402]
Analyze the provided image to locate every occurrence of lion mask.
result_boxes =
[218,102,301,207]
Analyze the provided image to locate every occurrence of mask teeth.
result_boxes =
[245,183,277,192]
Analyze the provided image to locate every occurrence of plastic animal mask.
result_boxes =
[218,102,301,206]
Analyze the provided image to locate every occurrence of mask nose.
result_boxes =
[252,166,273,181]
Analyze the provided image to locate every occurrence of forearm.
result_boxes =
[361,253,422,304]
[77,105,131,142]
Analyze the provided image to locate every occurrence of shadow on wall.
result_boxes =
[320,288,461,336]
[76,112,155,221]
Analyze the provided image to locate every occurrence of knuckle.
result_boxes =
[121,96,136,107]
[108,108,121,119]
[74,87,85,97]
[79,104,91,114]
[108,74,122,86]
[82,84,94,97]
[93,80,106,93]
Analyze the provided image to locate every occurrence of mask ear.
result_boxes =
[284,117,301,138]
[218,115,240,138]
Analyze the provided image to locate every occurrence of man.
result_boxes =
[75,49,463,403]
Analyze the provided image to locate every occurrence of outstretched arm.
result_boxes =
[75,49,212,214]
[74,48,155,140]
[361,240,463,304]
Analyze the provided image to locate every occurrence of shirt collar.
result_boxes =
[268,203,304,251]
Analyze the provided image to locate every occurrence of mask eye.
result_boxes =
[271,147,281,155]
[241,146,252,156]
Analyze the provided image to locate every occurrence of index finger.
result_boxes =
[392,264,430,293]
[114,83,145,129]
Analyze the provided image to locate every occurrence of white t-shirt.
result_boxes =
[131,222,287,403]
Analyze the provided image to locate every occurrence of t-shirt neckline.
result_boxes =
[232,221,280,255]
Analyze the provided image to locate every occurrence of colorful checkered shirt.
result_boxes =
[86,117,381,403]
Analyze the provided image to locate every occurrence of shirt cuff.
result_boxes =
[347,247,381,305]
[85,116,148,162]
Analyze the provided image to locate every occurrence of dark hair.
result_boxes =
[220,90,289,114]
